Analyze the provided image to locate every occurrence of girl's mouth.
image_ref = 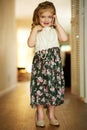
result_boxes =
[44,23,49,25]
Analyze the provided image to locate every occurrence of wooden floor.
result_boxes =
[0,82,87,130]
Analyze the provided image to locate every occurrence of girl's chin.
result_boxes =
[41,24,52,27]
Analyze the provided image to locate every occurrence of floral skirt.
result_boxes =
[30,47,65,108]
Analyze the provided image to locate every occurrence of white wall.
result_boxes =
[0,0,17,96]
[79,0,87,102]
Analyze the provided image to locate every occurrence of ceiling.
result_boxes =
[15,0,71,33]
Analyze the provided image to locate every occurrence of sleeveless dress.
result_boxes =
[30,27,65,108]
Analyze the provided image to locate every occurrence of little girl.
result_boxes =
[27,1,68,127]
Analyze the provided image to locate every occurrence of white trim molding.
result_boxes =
[79,0,87,103]
[84,0,87,103]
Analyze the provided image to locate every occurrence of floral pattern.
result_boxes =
[30,47,65,108]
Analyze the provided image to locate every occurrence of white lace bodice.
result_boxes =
[35,27,60,52]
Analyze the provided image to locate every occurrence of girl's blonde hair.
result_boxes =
[31,1,56,29]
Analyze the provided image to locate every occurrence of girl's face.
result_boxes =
[39,10,54,27]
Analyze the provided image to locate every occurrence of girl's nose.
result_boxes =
[45,17,49,22]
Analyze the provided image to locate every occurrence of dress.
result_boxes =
[30,27,65,108]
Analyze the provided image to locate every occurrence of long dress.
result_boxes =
[30,27,65,108]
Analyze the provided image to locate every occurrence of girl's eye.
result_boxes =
[40,16,53,19]
[41,16,45,18]
[48,16,53,19]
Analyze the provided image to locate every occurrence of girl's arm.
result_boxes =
[53,15,68,42]
[27,25,42,48]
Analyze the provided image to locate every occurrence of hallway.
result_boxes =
[0,82,87,130]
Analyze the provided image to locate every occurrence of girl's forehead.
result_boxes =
[40,11,53,16]
[39,8,54,15]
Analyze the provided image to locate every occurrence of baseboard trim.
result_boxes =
[0,84,17,97]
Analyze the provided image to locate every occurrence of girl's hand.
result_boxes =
[33,25,43,32]
[52,15,68,42]
[52,15,59,27]
[27,25,43,48]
